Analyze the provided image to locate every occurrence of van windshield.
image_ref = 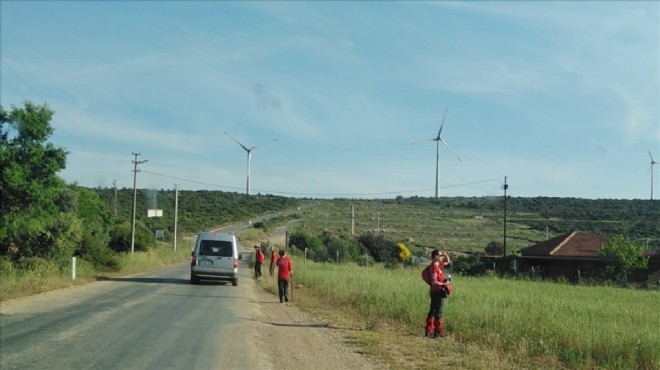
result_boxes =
[199,240,233,257]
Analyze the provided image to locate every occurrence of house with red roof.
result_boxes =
[517,231,609,281]
[517,230,659,285]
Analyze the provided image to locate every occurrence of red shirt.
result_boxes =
[429,261,447,293]
[277,256,292,279]
[270,250,278,263]
[256,250,265,263]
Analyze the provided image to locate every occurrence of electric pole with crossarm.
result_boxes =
[131,152,148,253]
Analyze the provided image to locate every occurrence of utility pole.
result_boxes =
[351,204,355,236]
[502,176,508,258]
[376,202,381,236]
[131,153,148,254]
[174,184,179,251]
[113,180,118,216]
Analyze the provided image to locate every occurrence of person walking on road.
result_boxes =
[269,248,279,277]
[276,249,293,303]
[424,249,451,338]
[254,245,265,278]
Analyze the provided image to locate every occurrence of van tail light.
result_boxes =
[233,258,238,269]
[192,256,197,265]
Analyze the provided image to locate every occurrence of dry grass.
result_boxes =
[0,243,191,302]
[257,274,558,370]
[257,258,660,370]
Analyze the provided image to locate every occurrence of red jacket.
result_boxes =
[277,256,292,279]
[256,250,265,263]
[270,250,278,263]
[429,261,448,293]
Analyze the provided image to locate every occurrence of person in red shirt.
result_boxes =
[276,249,293,303]
[254,245,265,278]
[269,248,278,277]
[425,249,451,337]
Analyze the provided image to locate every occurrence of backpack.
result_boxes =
[421,264,433,285]
[422,264,453,297]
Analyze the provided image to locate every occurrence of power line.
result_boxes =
[0,57,47,103]
[140,169,501,198]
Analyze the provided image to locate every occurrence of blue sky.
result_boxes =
[1,1,658,199]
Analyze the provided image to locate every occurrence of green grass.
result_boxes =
[298,199,547,254]
[291,259,660,370]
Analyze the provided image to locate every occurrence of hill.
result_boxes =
[96,188,659,255]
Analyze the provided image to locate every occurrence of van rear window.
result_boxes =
[199,240,233,257]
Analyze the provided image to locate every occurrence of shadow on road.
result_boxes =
[241,317,338,329]
[98,276,191,285]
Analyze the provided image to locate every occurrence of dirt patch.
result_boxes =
[251,276,387,370]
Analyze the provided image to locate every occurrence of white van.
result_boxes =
[190,232,239,286]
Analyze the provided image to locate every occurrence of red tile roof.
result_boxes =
[519,231,609,257]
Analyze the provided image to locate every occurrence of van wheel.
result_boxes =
[232,278,238,286]
[190,274,200,284]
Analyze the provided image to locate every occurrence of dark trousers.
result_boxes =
[269,262,275,277]
[254,262,262,278]
[278,278,290,303]
[427,290,445,318]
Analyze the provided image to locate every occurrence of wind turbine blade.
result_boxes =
[649,149,656,163]
[224,131,250,152]
[440,138,462,162]
[410,138,436,145]
[251,138,278,151]
[437,107,448,137]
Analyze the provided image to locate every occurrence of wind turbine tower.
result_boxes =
[648,149,657,200]
[225,131,277,196]
[411,107,461,198]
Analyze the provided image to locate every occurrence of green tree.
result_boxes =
[600,235,648,286]
[357,233,397,263]
[0,102,74,260]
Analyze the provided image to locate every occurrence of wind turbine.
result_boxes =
[411,107,461,198]
[647,149,657,200]
[224,131,277,196]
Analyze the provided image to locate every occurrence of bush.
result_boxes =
[108,221,155,253]
[76,242,121,271]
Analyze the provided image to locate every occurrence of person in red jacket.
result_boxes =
[269,248,278,277]
[425,249,451,338]
[254,245,265,278]
[276,249,293,303]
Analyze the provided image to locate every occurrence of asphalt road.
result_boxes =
[0,206,319,370]
[0,259,267,370]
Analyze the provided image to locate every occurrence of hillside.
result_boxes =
[96,188,659,255]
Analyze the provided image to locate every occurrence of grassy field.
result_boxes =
[297,199,548,254]
[259,258,659,370]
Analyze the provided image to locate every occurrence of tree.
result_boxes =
[484,241,503,256]
[0,102,73,260]
[600,235,648,286]
[357,233,396,263]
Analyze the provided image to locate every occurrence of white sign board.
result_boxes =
[148,209,163,217]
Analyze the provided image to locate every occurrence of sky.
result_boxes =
[1,1,659,200]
